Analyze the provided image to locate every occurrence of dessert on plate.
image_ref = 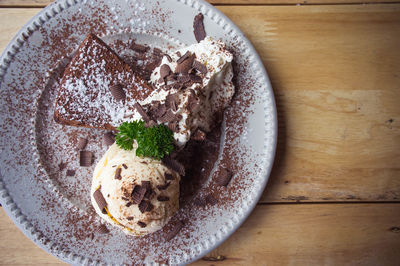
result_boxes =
[54,14,235,237]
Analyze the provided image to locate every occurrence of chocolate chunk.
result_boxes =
[175,54,195,74]
[93,188,107,214]
[205,193,217,206]
[166,220,184,241]
[193,13,206,42]
[96,224,109,234]
[157,195,170,201]
[193,60,207,74]
[177,51,190,64]
[109,83,126,102]
[137,221,147,228]
[114,167,122,180]
[66,169,75,176]
[165,173,174,180]
[189,74,202,83]
[131,185,146,204]
[145,188,156,200]
[216,168,233,186]
[139,200,153,213]
[177,74,191,84]
[162,157,185,176]
[77,137,88,150]
[80,151,93,167]
[141,181,151,190]
[122,164,128,169]
[160,64,171,79]
[156,182,170,190]
[158,110,176,123]
[131,43,149,53]
[104,132,115,146]
[134,102,151,122]
[127,216,134,221]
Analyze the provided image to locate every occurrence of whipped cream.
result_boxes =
[125,36,235,146]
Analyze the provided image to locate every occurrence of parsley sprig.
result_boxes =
[115,120,174,160]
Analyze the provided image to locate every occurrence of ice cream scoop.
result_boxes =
[90,143,180,235]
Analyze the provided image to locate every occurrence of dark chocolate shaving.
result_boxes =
[139,200,153,213]
[77,137,88,150]
[216,168,233,186]
[127,216,134,221]
[96,224,109,234]
[109,83,126,102]
[164,54,172,62]
[156,182,170,190]
[93,188,107,214]
[157,196,170,201]
[192,128,206,141]
[114,167,122,180]
[193,60,207,74]
[166,73,177,81]
[167,121,178,132]
[104,132,115,146]
[177,51,190,64]
[131,43,149,53]
[137,221,147,228]
[166,93,178,111]
[162,156,185,176]
[193,13,206,42]
[158,110,176,123]
[80,151,93,167]
[177,74,191,84]
[66,169,75,176]
[165,173,174,180]
[122,164,128,169]
[131,185,146,204]
[166,220,184,241]
[175,54,195,74]
[189,74,202,83]
[160,64,171,79]
[134,102,151,122]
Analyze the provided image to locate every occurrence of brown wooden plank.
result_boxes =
[1,204,400,265]
[0,0,400,7]
[0,5,399,203]
[216,4,400,202]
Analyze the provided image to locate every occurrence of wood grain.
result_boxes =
[216,4,400,202]
[1,0,400,7]
[1,205,400,265]
[0,5,399,203]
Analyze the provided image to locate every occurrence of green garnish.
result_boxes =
[115,120,174,160]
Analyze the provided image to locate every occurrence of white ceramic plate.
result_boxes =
[0,0,277,264]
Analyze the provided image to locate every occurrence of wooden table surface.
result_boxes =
[0,0,399,265]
